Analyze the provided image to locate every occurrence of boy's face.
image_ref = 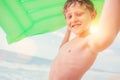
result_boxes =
[65,3,95,35]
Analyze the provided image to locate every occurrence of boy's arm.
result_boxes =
[60,28,71,48]
[89,0,120,52]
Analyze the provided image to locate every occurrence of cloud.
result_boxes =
[91,48,120,73]
[52,31,64,38]
[0,28,39,56]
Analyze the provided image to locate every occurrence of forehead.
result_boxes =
[65,3,88,14]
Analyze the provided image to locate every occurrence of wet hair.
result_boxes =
[64,0,95,13]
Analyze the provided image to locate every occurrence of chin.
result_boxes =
[73,31,83,36]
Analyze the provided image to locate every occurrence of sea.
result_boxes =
[0,48,120,80]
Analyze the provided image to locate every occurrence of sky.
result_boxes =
[0,27,65,59]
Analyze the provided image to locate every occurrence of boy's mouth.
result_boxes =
[71,24,81,29]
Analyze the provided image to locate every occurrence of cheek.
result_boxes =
[82,16,92,26]
[81,13,92,21]
[66,20,71,27]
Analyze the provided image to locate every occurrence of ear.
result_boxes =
[91,10,97,20]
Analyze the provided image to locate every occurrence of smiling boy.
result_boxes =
[49,0,120,80]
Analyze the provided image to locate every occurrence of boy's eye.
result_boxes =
[66,15,72,19]
[76,13,83,16]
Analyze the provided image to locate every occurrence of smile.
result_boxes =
[71,24,81,29]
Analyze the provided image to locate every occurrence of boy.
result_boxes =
[49,0,120,80]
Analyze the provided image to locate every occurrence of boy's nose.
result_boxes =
[71,16,78,23]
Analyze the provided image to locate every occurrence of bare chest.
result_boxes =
[53,38,97,72]
[59,38,88,55]
[55,37,97,65]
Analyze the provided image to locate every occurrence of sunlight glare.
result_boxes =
[90,25,98,34]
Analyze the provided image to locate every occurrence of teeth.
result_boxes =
[72,24,80,28]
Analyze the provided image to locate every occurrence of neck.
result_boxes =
[77,29,90,38]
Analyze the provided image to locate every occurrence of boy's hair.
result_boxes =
[64,0,95,13]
